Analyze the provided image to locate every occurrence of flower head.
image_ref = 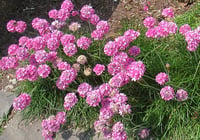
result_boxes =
[160,86,175,101]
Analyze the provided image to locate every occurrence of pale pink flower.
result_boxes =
[64,93,78,111]
[77,83,92,98]
[13,93,31,111]
[176,89,188,101]
[155,72,169,85]
[38,64,51,78]
[160,86,175,101]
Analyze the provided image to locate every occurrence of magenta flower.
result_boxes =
[18,36,29,47]
[112,122,127,140]
[176,89,188,101]
[107,61,122,76]
[47,37,60,51]
[35,50,48,64]
[124,29,140,42]
[80,5,95,20]
[128,46,141,57]
[76,36,92,50]
[63,43,77,57]
[93,64,105,76]
[13,93,31,111]
[15,21,27,33]
[96,20,110,34]
[16,67,28,81]
[7,20,16,32]
[8,44,19,56]
[26,65,38,81]
[38,64,51,78]
[56,111,66,125]
[57,61,71,71]
[91,29,104,40]
[109,72,130,88]
[0,57,19,70]
[143,16,156,29]
[104,41,119,56]
[160,86,175,101]
[162,7,174,18]
[99,83,112,97]
[16,47,29,61]
[77,82,92,98]
[138,128,150,139]
[64,93,78,111]
[99,107,114,121]
[60,34,76,46]
[155,72,169,85]
[114,36,130,50]
[179,24,192,36]
[86,90,101,107]
[48,9,58,19]
[90,14,100,25]
[61,0,74,12]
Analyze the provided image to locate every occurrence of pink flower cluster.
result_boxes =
[143,17,156,29]
[77,36,92,50]
[176,89,188,101]
[180,25,200,51]
[91,21,110,40]
[162,7,174,18]
[93,64,105,76]
[155,72,169,85]
[0,56,19,70]
[7,20,27,33]
[138,128,150,139]
[64,93,78,111]
[128,46,141,57]
[146,21,178,38]
[41,111,66,140]
[13,93,31,111]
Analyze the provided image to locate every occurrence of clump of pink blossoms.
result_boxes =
[162,7,174,18]
[13,93,31,111]
[138,128,150,139]
[176,89,188,101]
[77,36,92,50]
[143,17,156,29]
[93,64,105,76]
[155,72,169,85]
[64,93,78,111]
[77,82,92,97]
[160,86,175,101]
[7,20,27,33]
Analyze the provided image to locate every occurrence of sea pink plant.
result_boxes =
[13,93,31,111]
[56,111,66,125]
[160,86,175,101]
[47,37,60,51]
[109,72,130,88]
[138,128,150,139]
[128,46,141,57]
[90,14,100,25]
[0,57,19,70]
[26,65,38,81]
[18,36,29,47]
[64,93,78,111]
[80,5,95,20]
[104,41,119,56]
[107,61,122,76]
[35,50,48,64]
[86,90,101,107]
[143,17,156,29]
[60,34,76,46]
[93,64,105,76]
[76,36,92,50]
[99,83,112,97]
[155,72,169,85]
[37,64,51,78]
[176,89,188,101]
[16,47,29,61]
[8,44,19,56]
[48,9,58,19]
[15,21,27,33]
[77,82,92,98]
[162,7,174,18]
[16,67,28,81]
[112,122,127,140]
[63,43,77,57]
[7,20,16,32]
[57,61,71,71]
[179,24,192,36]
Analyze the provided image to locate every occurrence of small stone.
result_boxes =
[5,85,14,90]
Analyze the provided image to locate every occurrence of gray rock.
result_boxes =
[0,91,15,118]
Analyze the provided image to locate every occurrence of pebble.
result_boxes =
[9,79,17,85]
[5,85,14,90]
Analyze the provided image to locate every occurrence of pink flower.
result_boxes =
[56,78,68,90]
[143,5,149,12]
[13,93,31,111]
[71,10,79,16]
[32,36,46,51]
[51,30,63,40]
[128,46,141,57]
[57,62,71,71]
[63,43,77,57]
[126,61,146,81]
[47,37,60,51]
[96,20,110,34]
[112,93,128,104]
[47,51,58,62]
[16,47,29,61]
[48,9,58,19]
[35,50,48,64]
[60,34,76,46]
[26,65,38,81]
[179,24,192,36]
[99,107,114,121]
[80,5,95,20]
[15,21,27,33]
[58,9,70,21]
[138,128,150,139]
[0,57,19,70]
[143,17,156,29]
[64,93,78,111]
[94,120,105,133]
[155,72,169,85]
[112,52,129,67]
[109,72,130,88]
[104,41,119,56]
[114,36,130,50]
[7,20,16,32]
[93,64,105,76]
[16,67,28,81]
[76,36,92,50]
[118,104,131,116]
[59,68,77,84]
[107,62,122,76]
[86,90,101,107]
[56,111,66,125]
[18,36,29,47]
[8,44,19,56]
[77,83,92,98]
[29,54,39,66]
[176,89,188,101]
[91,29,104,40]
[38,64,51,78]
[61,0,74,12]
[90,14,100,25]
[112,122,127,140]
[162,7,174,18]
[99,83,112,97]
[160,86,175,101]
[124,29,140,42]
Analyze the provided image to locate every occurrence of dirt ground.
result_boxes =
[0,0,195,91]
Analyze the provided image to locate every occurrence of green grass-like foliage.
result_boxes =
[17,2,200,139]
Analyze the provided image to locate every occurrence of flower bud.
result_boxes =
[72,63,81,72]
[77,55,87,65]
[84,68,92,76]
[166,63,170,69]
